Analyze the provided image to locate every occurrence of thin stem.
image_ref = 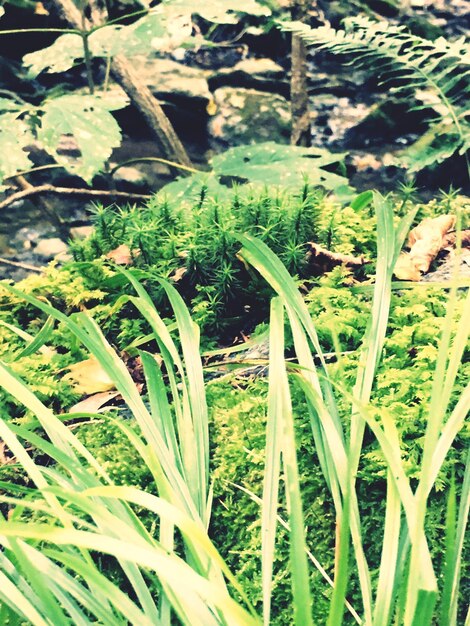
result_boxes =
[0,184,151,212]
[81,29,95,95]
[0,27,81,35]
[4,164,67,180]
[103,54,112,92]
[0,257,43,273]
[0,90,30,105]
[95,7,149,30]
[110,158,201,177]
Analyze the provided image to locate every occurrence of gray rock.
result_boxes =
[34,237,69,260]
[208,87,291,148]
[111,165,150,193]
[209,58,288,94]
[132,57,211,106]
[69,226,94,240]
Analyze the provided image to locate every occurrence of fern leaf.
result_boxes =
[279,17,470,172]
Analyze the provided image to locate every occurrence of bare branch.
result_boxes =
[0,257,44,273]
[0,185,151,212]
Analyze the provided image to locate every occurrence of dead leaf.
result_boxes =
[394,252,422,281]
[395,214,457,280]
[306,243,367,276]
[35,2,49,14]
[395,214,457,279]
[68,390,120,413]
[407,214,455,248]
[106,244,140,265]
[64,357,116,394]
[171,267,187,282]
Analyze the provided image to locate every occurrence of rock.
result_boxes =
[70,226,94,240]
[132,57,211,108]
[208,58,288,95]
[111,166,150,193]
[208,87,291,148]
[309,94,371,146]
[34,237,69,260]
[176,45,246,70]
[342,98,429,148]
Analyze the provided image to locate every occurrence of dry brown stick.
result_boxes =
[14,174,72,240]
[0,257,44,273]
[290,0,311,147]
[0,185,152,212]
[52,0,193,170]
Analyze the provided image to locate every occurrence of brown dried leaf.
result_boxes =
[64,357,116,394]
[68,390,120,414]
[171,267,187,282]
[395,214,459,280]
[408,214,455,247]
[106,244,140,265]
[351,153,382,171]
[35,2,49,14]
[393,252,422,281]
[306,243,367,276]
[400,214,457,277]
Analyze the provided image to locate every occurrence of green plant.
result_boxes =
[161,142,352,199]
[0,188,468,625]
[280,16,470,177]
[0,0,271,184]
[69,182,376,340]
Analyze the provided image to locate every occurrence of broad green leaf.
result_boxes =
[158,172,231,204]
[118,13,169,54]
[212,142,350,192]
[399,126,461,172]
[23,33,85,78]
[37,94,128,183]
[163,0,271,23]
[0,114,34,181]
[21,16,166,76]
[0,98,23,113]
[22,2,265,76]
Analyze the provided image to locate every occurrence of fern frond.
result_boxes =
[280,17,470,174]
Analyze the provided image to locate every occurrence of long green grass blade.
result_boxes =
[269,297,314,626]
[261,299,283,626]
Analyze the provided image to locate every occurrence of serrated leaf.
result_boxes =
[158,172,230,203]
[0,114,34,182]
[399,126,460,172]
[88,24,126,58]
[0,98,23,113]
[163,0,271,23]
[89,15,168,57]
[121,13,169,53]
[64,357,116,394]
[23,33,85,78]
[37,94,128,183]
[22,16,169,75]
[211,142,350,192]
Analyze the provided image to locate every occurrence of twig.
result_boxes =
[0,185,152,212]
[110,157,200,176]
[0,257,44,273]
[14,175,70,240]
